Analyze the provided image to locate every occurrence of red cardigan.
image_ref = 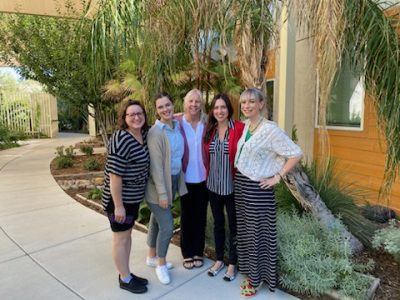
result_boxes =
[203,120,245,177]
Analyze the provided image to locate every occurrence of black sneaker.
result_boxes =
[119,276,148,294]
[130,273,148,286]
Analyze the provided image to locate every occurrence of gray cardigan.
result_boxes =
[145,124,187,205]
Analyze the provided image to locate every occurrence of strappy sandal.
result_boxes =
[193,256,204,268]
[183,258,194,270]
[240,281,262,298]
[207,261,224,277]
[240,278,250,290]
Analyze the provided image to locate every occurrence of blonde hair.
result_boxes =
[183,88,205,115]
[239,88,268,117]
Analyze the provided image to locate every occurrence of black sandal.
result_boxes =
[183,258,194,270]
[193,256,204,268]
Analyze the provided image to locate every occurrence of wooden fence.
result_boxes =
[0,92,58,138]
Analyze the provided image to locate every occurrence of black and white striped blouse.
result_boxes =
[102,129,150,208]
[206,121,234,195]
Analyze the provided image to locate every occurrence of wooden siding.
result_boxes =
[314,97,400,214]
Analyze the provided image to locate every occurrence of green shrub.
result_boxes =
[55,145,75,159]
[64,145,75,159]
[278,211,374,299]
[275,157,377,247]
[372,219,400,262]
[79,144,94,156]
[0,124,26,149]
[55,156,73,169]
[83,158,101,171]
[88,187,102,200]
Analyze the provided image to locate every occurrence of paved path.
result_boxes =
[0,133,298,300]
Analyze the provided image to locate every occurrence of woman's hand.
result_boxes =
[159,199,169,209]
[114,206,126,223]
[259,175,280,189]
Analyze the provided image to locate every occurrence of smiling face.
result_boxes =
[184,91,202,118]
[213,98,229,123]
[240,91,264,121]
[125,104,145,131]
[155,96,174,123]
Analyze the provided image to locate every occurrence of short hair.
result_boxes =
[183,88,205,115]
[183,89,203,104]
[239,88,264,103]
[239,88,268,116]
[117,100,149,131]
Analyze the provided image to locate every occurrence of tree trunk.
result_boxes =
[284,165,364,254]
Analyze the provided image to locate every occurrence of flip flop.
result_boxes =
[183,258,194,270]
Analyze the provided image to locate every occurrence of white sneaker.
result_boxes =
[146,256,173,269]
[156,265,171,285]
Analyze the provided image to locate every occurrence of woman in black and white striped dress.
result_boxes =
[203,94,244,281]
[234,88,303,298]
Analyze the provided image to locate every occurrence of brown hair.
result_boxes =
[204,94,233,144]
[117,100,149,131]
[154,92,173,119]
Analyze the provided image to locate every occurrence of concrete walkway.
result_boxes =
[0,133,298,300]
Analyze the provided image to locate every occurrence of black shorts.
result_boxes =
[105,201,140,232]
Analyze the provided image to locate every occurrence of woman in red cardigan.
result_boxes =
[203,94,244,281]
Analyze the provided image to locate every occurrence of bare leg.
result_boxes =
[112,229,132,277]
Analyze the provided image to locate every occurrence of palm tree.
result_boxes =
[86,0,400,253]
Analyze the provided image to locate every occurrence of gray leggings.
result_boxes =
[147,175,179,258]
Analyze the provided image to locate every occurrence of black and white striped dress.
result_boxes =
[102,129,150,209]
[234,171,277,290]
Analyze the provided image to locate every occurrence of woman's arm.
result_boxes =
[110,173,126,222]
[259,155,303,189]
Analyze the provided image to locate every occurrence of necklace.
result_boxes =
[249,117,263,133]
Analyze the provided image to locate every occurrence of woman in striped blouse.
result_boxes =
[203,94,244,281]
[234,88,303,298]
[102,100,150,294]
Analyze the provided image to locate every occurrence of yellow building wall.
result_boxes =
[314,97,400,215]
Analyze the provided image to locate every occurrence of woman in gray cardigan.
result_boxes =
[145,93,187,285]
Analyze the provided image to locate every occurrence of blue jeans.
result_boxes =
[147,174,179,257]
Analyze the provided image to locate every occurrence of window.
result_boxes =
[316,62,364,130]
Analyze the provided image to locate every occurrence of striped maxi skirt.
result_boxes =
[234,171,277,291]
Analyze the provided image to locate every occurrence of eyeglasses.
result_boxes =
[126,112,144,118]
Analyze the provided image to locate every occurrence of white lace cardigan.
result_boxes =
[234,119,303,181]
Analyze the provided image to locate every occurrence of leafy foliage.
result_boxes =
[0,3,117,144]
[54,145,75,169]
[83,157,101,171]
[55,156,73,169]
[293,0,400,195]
[79,144,94,156]
[275,157,378,247]
[278,211,374,299]
[88,187,102,201]
[0,124,26,150]
[372,219,400,263]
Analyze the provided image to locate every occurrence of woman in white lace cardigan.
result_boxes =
[234,88,303,298]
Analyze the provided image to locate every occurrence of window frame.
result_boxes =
[314,73,365,132]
